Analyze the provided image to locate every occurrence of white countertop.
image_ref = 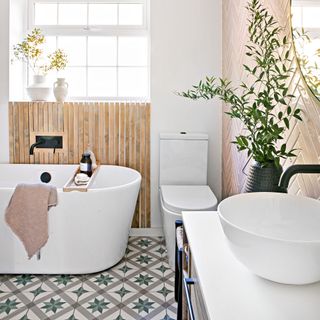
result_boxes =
[182,211,320,320]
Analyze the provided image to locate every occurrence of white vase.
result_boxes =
[26,75,51,101]
[53,78,69,103]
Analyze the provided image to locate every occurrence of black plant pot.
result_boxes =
[245,161,283,193]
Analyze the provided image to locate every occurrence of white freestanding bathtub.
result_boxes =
[0,164,141,274]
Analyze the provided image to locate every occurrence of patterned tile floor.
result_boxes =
[0,237,176,320]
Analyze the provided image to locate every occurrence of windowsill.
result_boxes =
[9,98,151,103]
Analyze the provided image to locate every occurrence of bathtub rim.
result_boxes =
[0,164,142,192]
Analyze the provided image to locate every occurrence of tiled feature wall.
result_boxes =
[222,0,320,198]
[9,101,150,228]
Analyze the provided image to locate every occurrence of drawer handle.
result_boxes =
[183,277,195,320]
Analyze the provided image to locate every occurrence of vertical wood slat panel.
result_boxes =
[73,102,79,164]
[23,103,30,164]
[63,102,69,164]
[104,103,109,164]
[43,102,48,132]
[120,103,125,167]
[68,102,74,164]
[140,103,146,227]
[9,101,151,228]
[114,102,120,166]
[99,102,106,164]
[125,104,130,168]
[18,102,24,164]
[83,103,89,158]
[78,103,84,162]
[94,103,100,162]
[109,103,115,165]
[136,104,142,227]
[145,105,151,227]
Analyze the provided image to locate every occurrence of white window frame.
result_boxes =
[27,0,150,101]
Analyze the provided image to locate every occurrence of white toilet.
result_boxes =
[159,132,218,269]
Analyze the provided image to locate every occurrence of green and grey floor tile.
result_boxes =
[0,237,176,320]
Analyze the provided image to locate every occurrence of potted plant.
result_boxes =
[13,28,68,101]
[179,0,303,192]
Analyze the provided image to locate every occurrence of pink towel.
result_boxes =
[5,184,58,259]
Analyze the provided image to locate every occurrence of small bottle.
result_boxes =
[84,146,97,170]
[80,152,92,177]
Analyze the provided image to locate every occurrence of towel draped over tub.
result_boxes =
[5,184,58,259]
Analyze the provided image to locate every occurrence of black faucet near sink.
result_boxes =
[278,164,320,193]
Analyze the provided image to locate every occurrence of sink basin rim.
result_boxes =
[218,192,320,244]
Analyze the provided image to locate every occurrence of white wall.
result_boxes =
[10,0,27,101]
[150,0,222,226]
[0,0,27,164]
[0,0,10,164]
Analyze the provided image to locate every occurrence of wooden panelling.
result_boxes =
[9,101,151,228]
[222,0,320,199]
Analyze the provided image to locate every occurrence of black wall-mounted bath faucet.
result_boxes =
[29,138,45,155]
[29,136,63,155]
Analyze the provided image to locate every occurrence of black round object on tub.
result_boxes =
[40,172,51,183]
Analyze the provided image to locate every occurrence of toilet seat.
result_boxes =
[160,185,217,214]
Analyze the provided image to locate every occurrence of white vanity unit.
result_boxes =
[181,211,320,320]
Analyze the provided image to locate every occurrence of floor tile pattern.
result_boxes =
[0,237,176,320]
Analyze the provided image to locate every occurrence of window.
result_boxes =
[28,0,149,100]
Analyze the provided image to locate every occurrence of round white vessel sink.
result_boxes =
[218,192,320,285]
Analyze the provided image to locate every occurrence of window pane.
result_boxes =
[118,67,148,97]
[89,4,117,25]
[88,67,117,97]
[59,4,87,25]
[292,7,302,29]
[58,37,86,66]
[119,4,143,25]
[303,7,320,28]
[35,3,57,25]
[43,36,57,57]
[64,67,86,97]
[118,37,148,66]
[88,37,117,66]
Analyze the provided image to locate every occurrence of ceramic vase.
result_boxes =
[245,161,283,193]
[26,75,51,101]
[53,78,69,102]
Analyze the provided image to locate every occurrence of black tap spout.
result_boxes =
[278,164,320,193]
[29,139,45,155]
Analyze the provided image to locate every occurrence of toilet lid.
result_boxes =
[160,185,218,213]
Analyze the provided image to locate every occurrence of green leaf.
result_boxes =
[283,118,290,129]
[274,157,281,168]
[285,50,290,60]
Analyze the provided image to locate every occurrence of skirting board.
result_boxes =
[130,228,164,237]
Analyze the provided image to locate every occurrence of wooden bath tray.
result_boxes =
[63,164,100,192]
